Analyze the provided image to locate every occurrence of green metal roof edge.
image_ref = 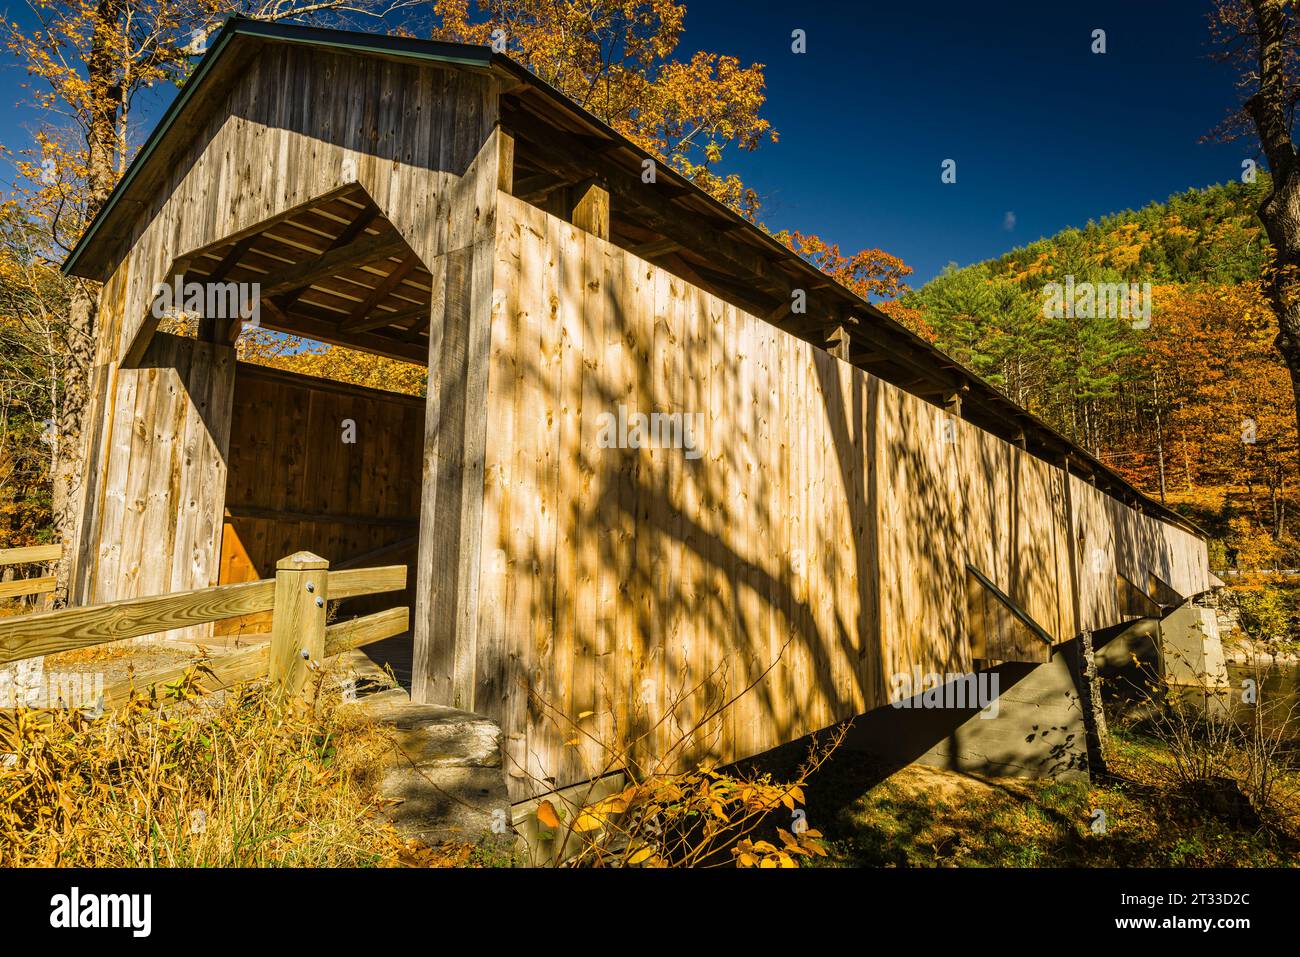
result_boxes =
[61,16,497,276]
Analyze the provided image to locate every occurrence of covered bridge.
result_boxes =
[62,18,1211,799]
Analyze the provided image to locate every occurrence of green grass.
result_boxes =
[801,737,1299,868]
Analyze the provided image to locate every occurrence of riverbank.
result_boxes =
[1222,636,1300,667]
[803,730,1299,868]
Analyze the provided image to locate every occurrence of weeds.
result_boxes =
[1111,642,1300,834]
[0,669,405,866]
[517,646,844,867]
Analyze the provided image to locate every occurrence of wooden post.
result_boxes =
[823,324,850,361]
[269,551,330,707]
[497,128,515,194]
[568,179,609,239]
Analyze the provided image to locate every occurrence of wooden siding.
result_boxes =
[93,46,499,369]
[216,363,422,634]
[72,42,502,654]
[470,194,1212,800]
[1069,473,1209,631]
[76,332,235,643]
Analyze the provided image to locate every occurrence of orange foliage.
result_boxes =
[433,0,775,217]
[773,230,912,302]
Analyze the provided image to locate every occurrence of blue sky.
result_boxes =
[0,0,1248,287]
[674,0,1247,286]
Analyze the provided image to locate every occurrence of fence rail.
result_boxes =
[0,543,61,602]
[0,549,408,714]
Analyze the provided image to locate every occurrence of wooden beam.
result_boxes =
[513,172,573,201]
[225,504,418,527]
[99,646,272,714]
[823,324,851,361]
[324,606,410,656]
[347,300,432,336]
[205,234,259,283]
[0,561,408,668]
[257,298,428,363]
[0,544,62,565]
[269,551,329,708]
[782,312,848,337]
[682,259,784,320]
[339,255,422,332]
[259,228,406,298]
[766,301,792,324]
[326,565,408,600]
[0,577,55,600]
[333,535,419,570]
[24,604,407,721]
[497,128,515,193]
[941,383,968,415]
[0,578,276,665]
[629,238,682,259]
[280,203,381,311]
[505,108,782,291]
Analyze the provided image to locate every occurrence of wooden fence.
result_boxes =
[0,550,407,715]
[0,543,61,607]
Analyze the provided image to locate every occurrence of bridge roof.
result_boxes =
[63,16,1203,537]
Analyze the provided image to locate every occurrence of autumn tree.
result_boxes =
[1209,0,1300,468]
[1149,282,1297,538]
[432,0,775,217]
[772,229,912,300]
[0,202,64,546]
[0,0,418,597]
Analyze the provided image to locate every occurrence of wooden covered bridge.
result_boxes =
[59,19,1211,800]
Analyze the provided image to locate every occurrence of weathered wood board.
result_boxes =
[469,194,1212,800]
[75,332,235,643]
[217,362,422,634]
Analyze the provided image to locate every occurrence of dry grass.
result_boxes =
[0,669,413,867]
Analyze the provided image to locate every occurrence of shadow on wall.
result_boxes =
[482,210,896,790]
[479,197,1167,797]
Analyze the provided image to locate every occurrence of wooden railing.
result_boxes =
[0,549,407,715]
[0,543,61,604]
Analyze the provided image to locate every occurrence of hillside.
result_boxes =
[901,178,1295,569]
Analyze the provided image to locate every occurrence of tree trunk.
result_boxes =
[51,284,96,605]
[1246,1,1300,475]
[52,0,121,604]
[1152,373,1167,503]
[1077,628,1109,777]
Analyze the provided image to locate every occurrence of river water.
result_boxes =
[1226,662,1300,739]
